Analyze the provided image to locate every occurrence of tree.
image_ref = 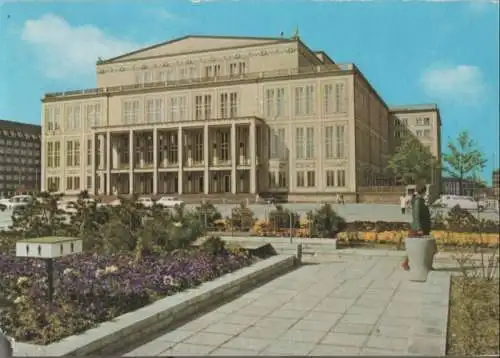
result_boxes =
[308,204,346,238]
[268,205,300,230]
[229,202,256,231]
[388,135,439,185]
[442,131,487,196]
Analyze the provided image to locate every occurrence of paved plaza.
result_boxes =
[124,255,451,356]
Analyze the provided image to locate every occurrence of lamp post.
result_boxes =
[16,237,82,304]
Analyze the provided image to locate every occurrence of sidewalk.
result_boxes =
[124,256,451,356]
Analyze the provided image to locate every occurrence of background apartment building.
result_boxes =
[41,35,440,202]
[0,119,41,196]
[493,169,500,199]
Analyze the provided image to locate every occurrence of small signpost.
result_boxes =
[16,237,82,303]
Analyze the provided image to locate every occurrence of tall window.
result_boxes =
[48,177,60,191]
[326,170,335,187]
[45,106,61,131]
[145,98,164,122]
[325,126,334,159]
[337,169,346,187]
[270,128,286,159]
[204,64,221,78]
[229,93,238,117]
[65,140,80,167]
[66,105,81,130]
[305,127,315,159]
[86,103,101,128]
[47,142,54,168]
[220,93,228,118]
[54,141,61,167]
[335,125,345,158]
[87,139,92,166]
[306,171,316,187]
[219,131,230,161]
[195,95,212,120]
[324,84,334,114]
[296,171,305,187]
[123,100,140,124]
[325,169,346,187]
[295,127,304,160]
[168,96,187,122]
[66,141,74,167]
[335,83,346,113]
[265,88,286,117]
[135,71,153,84]
[295,85,315,115]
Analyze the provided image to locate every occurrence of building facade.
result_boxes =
[41,35,441,200]
[0,120,41,196]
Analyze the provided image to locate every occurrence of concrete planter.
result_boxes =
[405,236,437,282]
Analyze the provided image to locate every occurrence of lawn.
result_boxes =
[447,275,499,356]
[0,248,255,345]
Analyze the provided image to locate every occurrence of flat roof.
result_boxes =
[388,104,439,112]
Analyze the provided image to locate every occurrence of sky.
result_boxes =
[0,0,498,181]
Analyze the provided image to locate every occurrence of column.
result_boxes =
[99,134,105,170]
[177,127,183,194]
[106,132,111,195]
[204,124,209,194]
[250,121,256,194]
[111,138,119,170]
[153,128,158,195]
[129,130,134,194]
[231,123,237,194]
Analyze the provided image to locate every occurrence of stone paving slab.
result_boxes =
[124,256,451,356]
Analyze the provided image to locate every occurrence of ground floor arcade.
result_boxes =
[93,120,268,195]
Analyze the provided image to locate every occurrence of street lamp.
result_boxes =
[15,237,82,304]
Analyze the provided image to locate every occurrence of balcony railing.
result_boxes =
[44,64,355,99]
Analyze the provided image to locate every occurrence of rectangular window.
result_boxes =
[423,117,430,125]
[295,127,304,160]
[123,100,140,124]
[86,176,92,189]
[296,171,305,187]
[229,92,238,117]
[204,95,212,120]
[195,95,203,121]
[66,105,81,130]
[66,141,73,167]
[335,125,345,159]
[337,169,346,187]
[47,142,54,168]
[423,129,430,137]
[48,177,60,192]
[335,83,346,113]
[74,140,80,166]
[294,85,315,116]
[195,95,211,120]
[87,139,92,166]
[305,127,314,159]
[145,98,164,122]
[326,170,335,187]
[86,103,101,127]
[45,107,61,131]
[158,68,173,83]
[416,130,423,137]
[325,126,334,159]
[54,141,61,167]
[306,171,315,187]
[416,117,423,125]
[265,89,274,117]
[324,84,334,114]
[168,96,186,122]
[220,93,228,118]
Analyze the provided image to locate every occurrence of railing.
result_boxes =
[44,64,355,99]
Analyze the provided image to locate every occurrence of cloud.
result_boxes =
[419,64,485,104]
[21,14,141,80]
[142,8,177,20]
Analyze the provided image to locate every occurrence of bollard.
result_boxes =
[296,243,303,263]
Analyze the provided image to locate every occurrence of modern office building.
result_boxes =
[41,34,441,201]
[0,119,41,196]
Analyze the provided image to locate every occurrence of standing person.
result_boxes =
[336,193,341,204]
[400,194,407,215]
[339,194,345,204]
[401,184,433,271]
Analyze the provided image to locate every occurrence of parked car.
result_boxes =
[156,196,184,208]
[136,197,155,208]
[3,195,34,210]
[433,195,485,212]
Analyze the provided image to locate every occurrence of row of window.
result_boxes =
[45,82,349,131]
[134,61,248,84]
[395,117,431,126]
[0,148,39,157]
[270,125,347,161]
[0,174,38,181]
[269,169,347,188]
[0,139,40,148]
[0,165,39,172]
[0,156,39,165]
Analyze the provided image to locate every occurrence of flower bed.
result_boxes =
[0,249,254,345]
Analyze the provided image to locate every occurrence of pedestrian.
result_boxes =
[336,193,341,204]
[400,193,407,215]
[339,194,345,204]
[400,183,434,271]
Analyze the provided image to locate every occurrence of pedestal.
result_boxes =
[405,236,437,282]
